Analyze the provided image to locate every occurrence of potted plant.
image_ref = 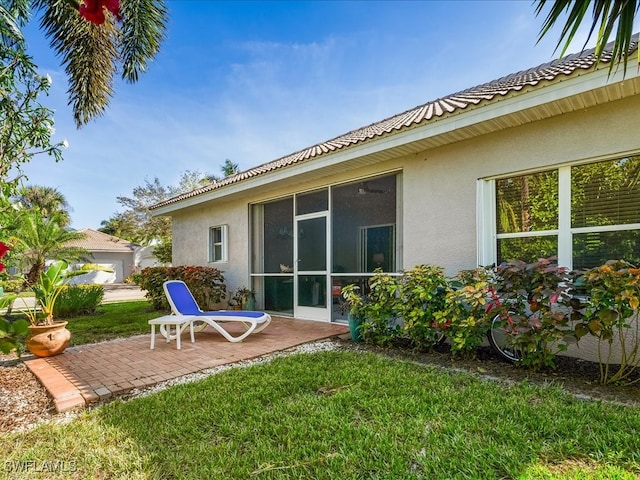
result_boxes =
[341,283,365,342]
[21,260,111,357]
[234,287,256,310]
[20,260,71,357]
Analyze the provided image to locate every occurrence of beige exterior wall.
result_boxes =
[401,94,640,275]
[172,198,250,290]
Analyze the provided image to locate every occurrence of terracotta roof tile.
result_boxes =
[152,36,638,210]
[65,229,138,253]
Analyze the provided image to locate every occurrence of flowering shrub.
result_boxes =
[490,258,574,370]
[435,267,495,356]
[136,266,227,310]
[576,260,640,385]
[0,241,9,274]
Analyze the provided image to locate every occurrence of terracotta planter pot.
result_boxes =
[26,321,71,357]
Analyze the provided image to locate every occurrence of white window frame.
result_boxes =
[478,156,640,270]
[208,225,228,263]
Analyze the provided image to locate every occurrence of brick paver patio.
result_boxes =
[25,317,349,413]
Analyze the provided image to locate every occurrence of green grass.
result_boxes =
[2,350,639,479]
[64,301,163,345]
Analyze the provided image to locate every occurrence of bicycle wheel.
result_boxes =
[487,313,522,363]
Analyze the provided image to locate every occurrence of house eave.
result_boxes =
[152,62,640,217]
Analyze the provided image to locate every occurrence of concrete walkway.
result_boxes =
[25,317,349,413]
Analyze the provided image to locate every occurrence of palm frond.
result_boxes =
[535,0,640,76]
[36,0,118,127]
[119,0,167,82]
[32,0,167,127]
[0,1,28,44]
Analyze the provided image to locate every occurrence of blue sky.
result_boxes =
[18,0,631,230]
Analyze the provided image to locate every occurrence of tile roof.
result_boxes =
[153,35,638,210]
[65,229,138,253]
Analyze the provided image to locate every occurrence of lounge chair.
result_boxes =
[161,280,272,343]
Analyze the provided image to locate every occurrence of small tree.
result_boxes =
[11,210,88,285]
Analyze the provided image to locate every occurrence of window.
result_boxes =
[571,157,640,269]
[495,170,558,263]
[209,225,228,262]
[480,155,640,269]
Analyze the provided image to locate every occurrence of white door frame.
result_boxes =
[294,211,330,321]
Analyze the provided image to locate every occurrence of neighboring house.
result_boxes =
[64,229,140,283]
[151,38,640,362]
[135,244,165,270]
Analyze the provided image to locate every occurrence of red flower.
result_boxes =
[0,241,9,274]
[79,0,121,25]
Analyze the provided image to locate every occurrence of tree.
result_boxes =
[0,9,65,193]
[99,170,214,245]
[13,184,72,225]
[219,159,239,178]
[111,176,172,244]
[1,0,168,215]
[3,0,169,127]
[10,209,88,285]
[535,0,640,75]
[174,169,216,192]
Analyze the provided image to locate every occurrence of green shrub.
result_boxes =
[436,266,495,356]
[399,264,450,350]
[125,272,142,285]
[358,269,402,347]
[0,279,24,293]
[53,284,104,317]
[136,266,226,310]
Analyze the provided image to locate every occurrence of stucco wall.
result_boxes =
[401,94,640,275]
[171,199,250,290]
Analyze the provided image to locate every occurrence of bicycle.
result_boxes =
[485,286,583,365]
[485,285,527,363]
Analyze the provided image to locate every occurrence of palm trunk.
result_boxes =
[26,262,44,286]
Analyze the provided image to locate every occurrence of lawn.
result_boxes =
[2,350,639,479]
[64,300,162,346]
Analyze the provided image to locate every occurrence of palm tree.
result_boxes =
[220,159,240,178]
[11,209,88,285]
[535,0,640,75]
[14,185,72,225]
[3,0,168,127]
